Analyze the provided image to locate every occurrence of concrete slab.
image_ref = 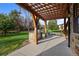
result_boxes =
[8,36,74,56]
[38,41,75,56]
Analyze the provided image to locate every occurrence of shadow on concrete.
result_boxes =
[38,35,61,44]
[37,40,75,56]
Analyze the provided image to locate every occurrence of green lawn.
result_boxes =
[47,29,61,33]
[0,32,29,56]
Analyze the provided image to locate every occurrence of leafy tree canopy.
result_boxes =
[48,20,59,30]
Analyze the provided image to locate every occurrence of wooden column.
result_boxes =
[67,4,71,48]
[64,18,67,38]
[44,20,47,37]
[68,17,70,47]
[32,14,38,45]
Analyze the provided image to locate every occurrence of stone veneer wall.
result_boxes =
[29,31,36,44]
[70,4,79,55]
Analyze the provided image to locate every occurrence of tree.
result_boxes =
[25,19,34,31]
[9,9,21,32]
[48,20,59,30]
[0,14,16,35]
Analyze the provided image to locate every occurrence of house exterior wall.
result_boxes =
[70,4,79,55]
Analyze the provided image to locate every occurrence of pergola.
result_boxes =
[17,3,70,45]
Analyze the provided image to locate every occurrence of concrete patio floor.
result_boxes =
[38,40,75,56]
[8,36,76,56]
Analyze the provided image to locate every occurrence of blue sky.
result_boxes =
[0,3,30,18]
[0,3,20,14]
[0,3,63,25]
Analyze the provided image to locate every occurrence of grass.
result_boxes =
[48,29,61,33]
[0,31,29,56]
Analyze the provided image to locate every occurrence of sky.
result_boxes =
[0,3,30,18]
[0,3,19,14]
[0,3,64,25]
[57,19,64,25]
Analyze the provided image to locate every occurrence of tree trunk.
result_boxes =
[3,30,7,36]
[28,27,29,32]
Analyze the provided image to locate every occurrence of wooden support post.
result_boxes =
[31,14,38,45]
[68,17,70,47]
[44,20,47,37]
[64,18,67,38]
[67,4,71,48]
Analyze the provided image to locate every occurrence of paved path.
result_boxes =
[38,40,75,56]
[8,36,75,56]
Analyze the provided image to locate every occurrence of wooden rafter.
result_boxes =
[17,3,44,20]
[17,3,69,20]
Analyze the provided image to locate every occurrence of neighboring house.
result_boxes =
[58,24,64,31]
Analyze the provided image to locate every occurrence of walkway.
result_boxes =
[38,41,75,56]
[8,36,75,56]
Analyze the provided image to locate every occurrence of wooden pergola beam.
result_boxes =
[17,3,44,20]
[46,16,68,20]
[17,3,69,20]
[31,14,38,45]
